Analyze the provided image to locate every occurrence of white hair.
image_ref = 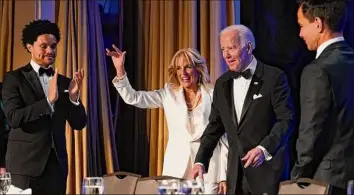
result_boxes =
[220,25,256,51]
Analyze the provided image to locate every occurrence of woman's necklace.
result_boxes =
[186,90,201,111]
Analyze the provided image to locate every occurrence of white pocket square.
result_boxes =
[253,94,263,99]
[7,185,32,194]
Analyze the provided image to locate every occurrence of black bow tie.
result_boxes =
[38,67,54,77]
[229,69,252,80]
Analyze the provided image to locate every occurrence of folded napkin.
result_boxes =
[6,185,31,194]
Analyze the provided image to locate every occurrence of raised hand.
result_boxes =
[69,69,84,101]
[48,68,59,104]
[105,44,126,78]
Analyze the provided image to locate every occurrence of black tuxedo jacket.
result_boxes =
[291,41,354,189]
[0,82,8,168]
[2,63,86,177]
[195,61,294,194]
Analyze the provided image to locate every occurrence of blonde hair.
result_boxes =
[168,48,212,91]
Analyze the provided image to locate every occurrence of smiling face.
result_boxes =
[297,5,321,51]
[175,56,199,90]
[26,34,57,67]
[220,30,250,72]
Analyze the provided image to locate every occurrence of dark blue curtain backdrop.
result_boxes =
[100,0,150,176]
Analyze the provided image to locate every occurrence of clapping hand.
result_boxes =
[68,69,84,101]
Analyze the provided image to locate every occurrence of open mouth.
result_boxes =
[227,59,236,65]
[181,76,191,83]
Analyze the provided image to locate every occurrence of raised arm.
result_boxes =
[112,75,166,108]
[107,44,166,109]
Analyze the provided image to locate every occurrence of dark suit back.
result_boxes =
[196,61,294,194]
[2,64,86,177]
[293,41,354,189]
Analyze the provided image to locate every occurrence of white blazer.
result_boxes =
[113,75,228,182]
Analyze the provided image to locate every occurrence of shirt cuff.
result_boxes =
[46,97,54,112]
[194,162,205,168]
[257,145,272,161]
[69,95,80,106]
[219,172,227,182]
[112,73,127,83]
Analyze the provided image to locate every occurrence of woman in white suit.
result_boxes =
[106,46,228,193]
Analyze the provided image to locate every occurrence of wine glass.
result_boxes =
[0,172,11,195]
[82,177,104,195]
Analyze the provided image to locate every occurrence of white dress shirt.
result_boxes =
[233,56,272,160]
[316,36,345,59]
[30,60,80,110]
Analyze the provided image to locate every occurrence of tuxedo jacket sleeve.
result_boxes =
[2,73,53,129]
[291,63,331,178]
[194,85,226,171]
[259,72,294,155]
[59,75,86,130]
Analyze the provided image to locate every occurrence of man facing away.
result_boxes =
[292,1,354,194]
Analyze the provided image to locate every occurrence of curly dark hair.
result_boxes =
[21,19,61,51]
[299,0,348,32]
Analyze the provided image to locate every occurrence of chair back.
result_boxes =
[103,171,141,194]
[279,178,330,194]
[135,175,182,194]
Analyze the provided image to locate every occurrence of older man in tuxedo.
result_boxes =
[190,25,294,194]
[2,20,86,195]
[292,1,354,194]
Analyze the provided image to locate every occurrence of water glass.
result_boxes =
[180,180,203,194]
[0,172,11,195]
[82,177,104,195]
[348,180,354,195]
[158,179,181,194]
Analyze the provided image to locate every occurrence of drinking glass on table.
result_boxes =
[180,180,204,195]
[82,177,104,195]
[158,179,181,194]
[0,172,11,195]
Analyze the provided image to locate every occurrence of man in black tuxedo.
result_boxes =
[291,1,354,194]
[2,20,86,195]
[190,25,294,194]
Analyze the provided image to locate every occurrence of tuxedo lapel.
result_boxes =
[222,78,238,130]
[239,62,264,124]
[21,64,45,100]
